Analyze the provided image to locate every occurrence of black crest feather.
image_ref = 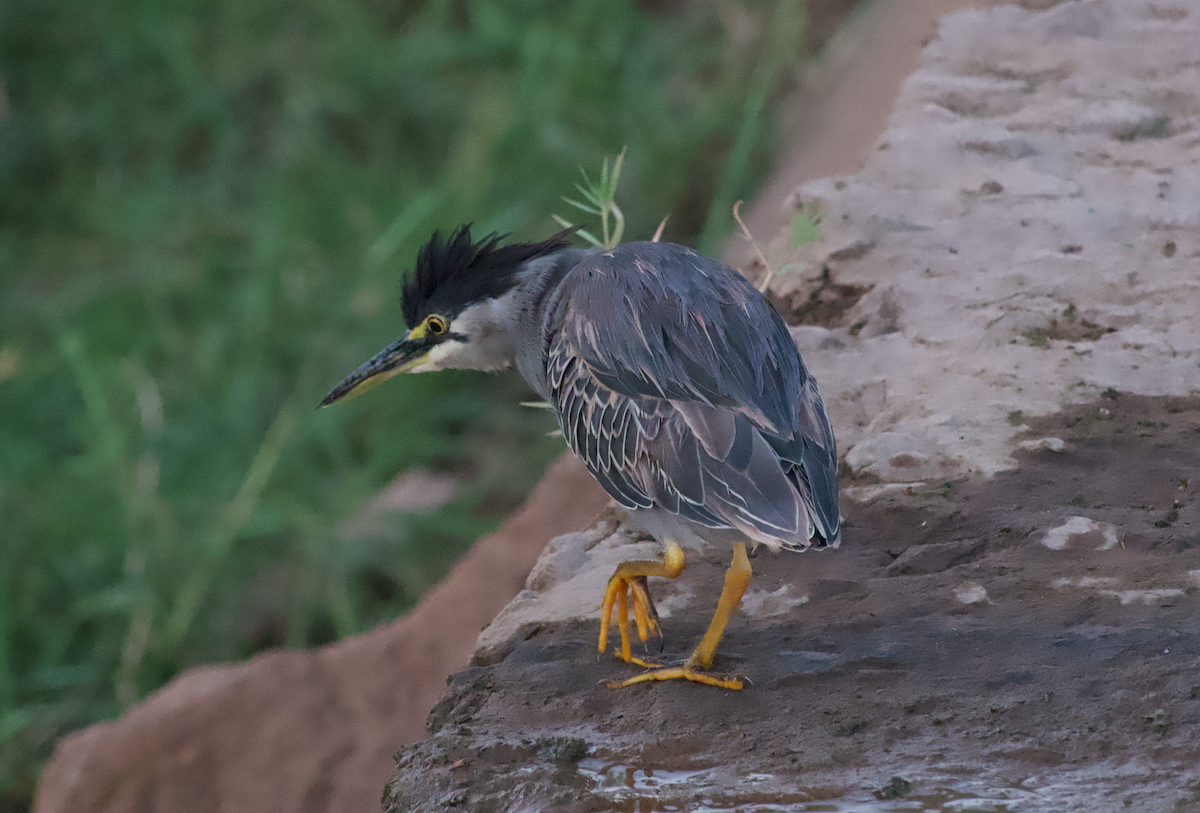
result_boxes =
[401,224,576,327]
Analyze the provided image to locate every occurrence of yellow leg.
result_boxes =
[608,541,751,690]
[598,540,686,667]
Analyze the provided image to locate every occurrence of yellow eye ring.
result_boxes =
[426,315,447,336]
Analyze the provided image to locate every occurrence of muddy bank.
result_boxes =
[385,395,1200,812]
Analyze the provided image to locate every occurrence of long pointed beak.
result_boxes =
[320,330,430,407]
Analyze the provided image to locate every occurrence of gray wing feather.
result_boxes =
[545,242,840,547]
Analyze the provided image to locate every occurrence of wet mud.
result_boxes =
[385,395,1200,812]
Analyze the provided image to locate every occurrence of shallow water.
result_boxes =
[573,761,1101,813]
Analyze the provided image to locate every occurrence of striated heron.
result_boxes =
[322,226,841,689]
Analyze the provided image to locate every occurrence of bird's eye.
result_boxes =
[426,315,447,336]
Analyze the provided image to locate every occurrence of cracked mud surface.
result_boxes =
[385,395,1200,812]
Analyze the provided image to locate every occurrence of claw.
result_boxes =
[626,575,660,643]
[599,573,662,664]
[597,542,685,664]
[603,541,753,691]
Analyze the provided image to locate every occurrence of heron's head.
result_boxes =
[321,225,574,406]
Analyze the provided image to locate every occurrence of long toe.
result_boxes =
[605,665,745,691]
[626,575,661,643]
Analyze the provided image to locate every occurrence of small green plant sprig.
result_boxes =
[553,148,627,250]
[733,199,824,293]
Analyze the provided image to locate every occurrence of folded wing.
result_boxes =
[545,242,840,548]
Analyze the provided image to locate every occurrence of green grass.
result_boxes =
[0,0,814,806]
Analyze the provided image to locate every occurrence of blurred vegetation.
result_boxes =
[0,0,827,806]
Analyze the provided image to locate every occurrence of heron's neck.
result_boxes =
[510,248,590,397]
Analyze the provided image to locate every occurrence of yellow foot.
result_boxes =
[605,541,753,691]
[599,573,661,664]
[605,665,745,691]
[613,653,663,670]
[597,542,685,664]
